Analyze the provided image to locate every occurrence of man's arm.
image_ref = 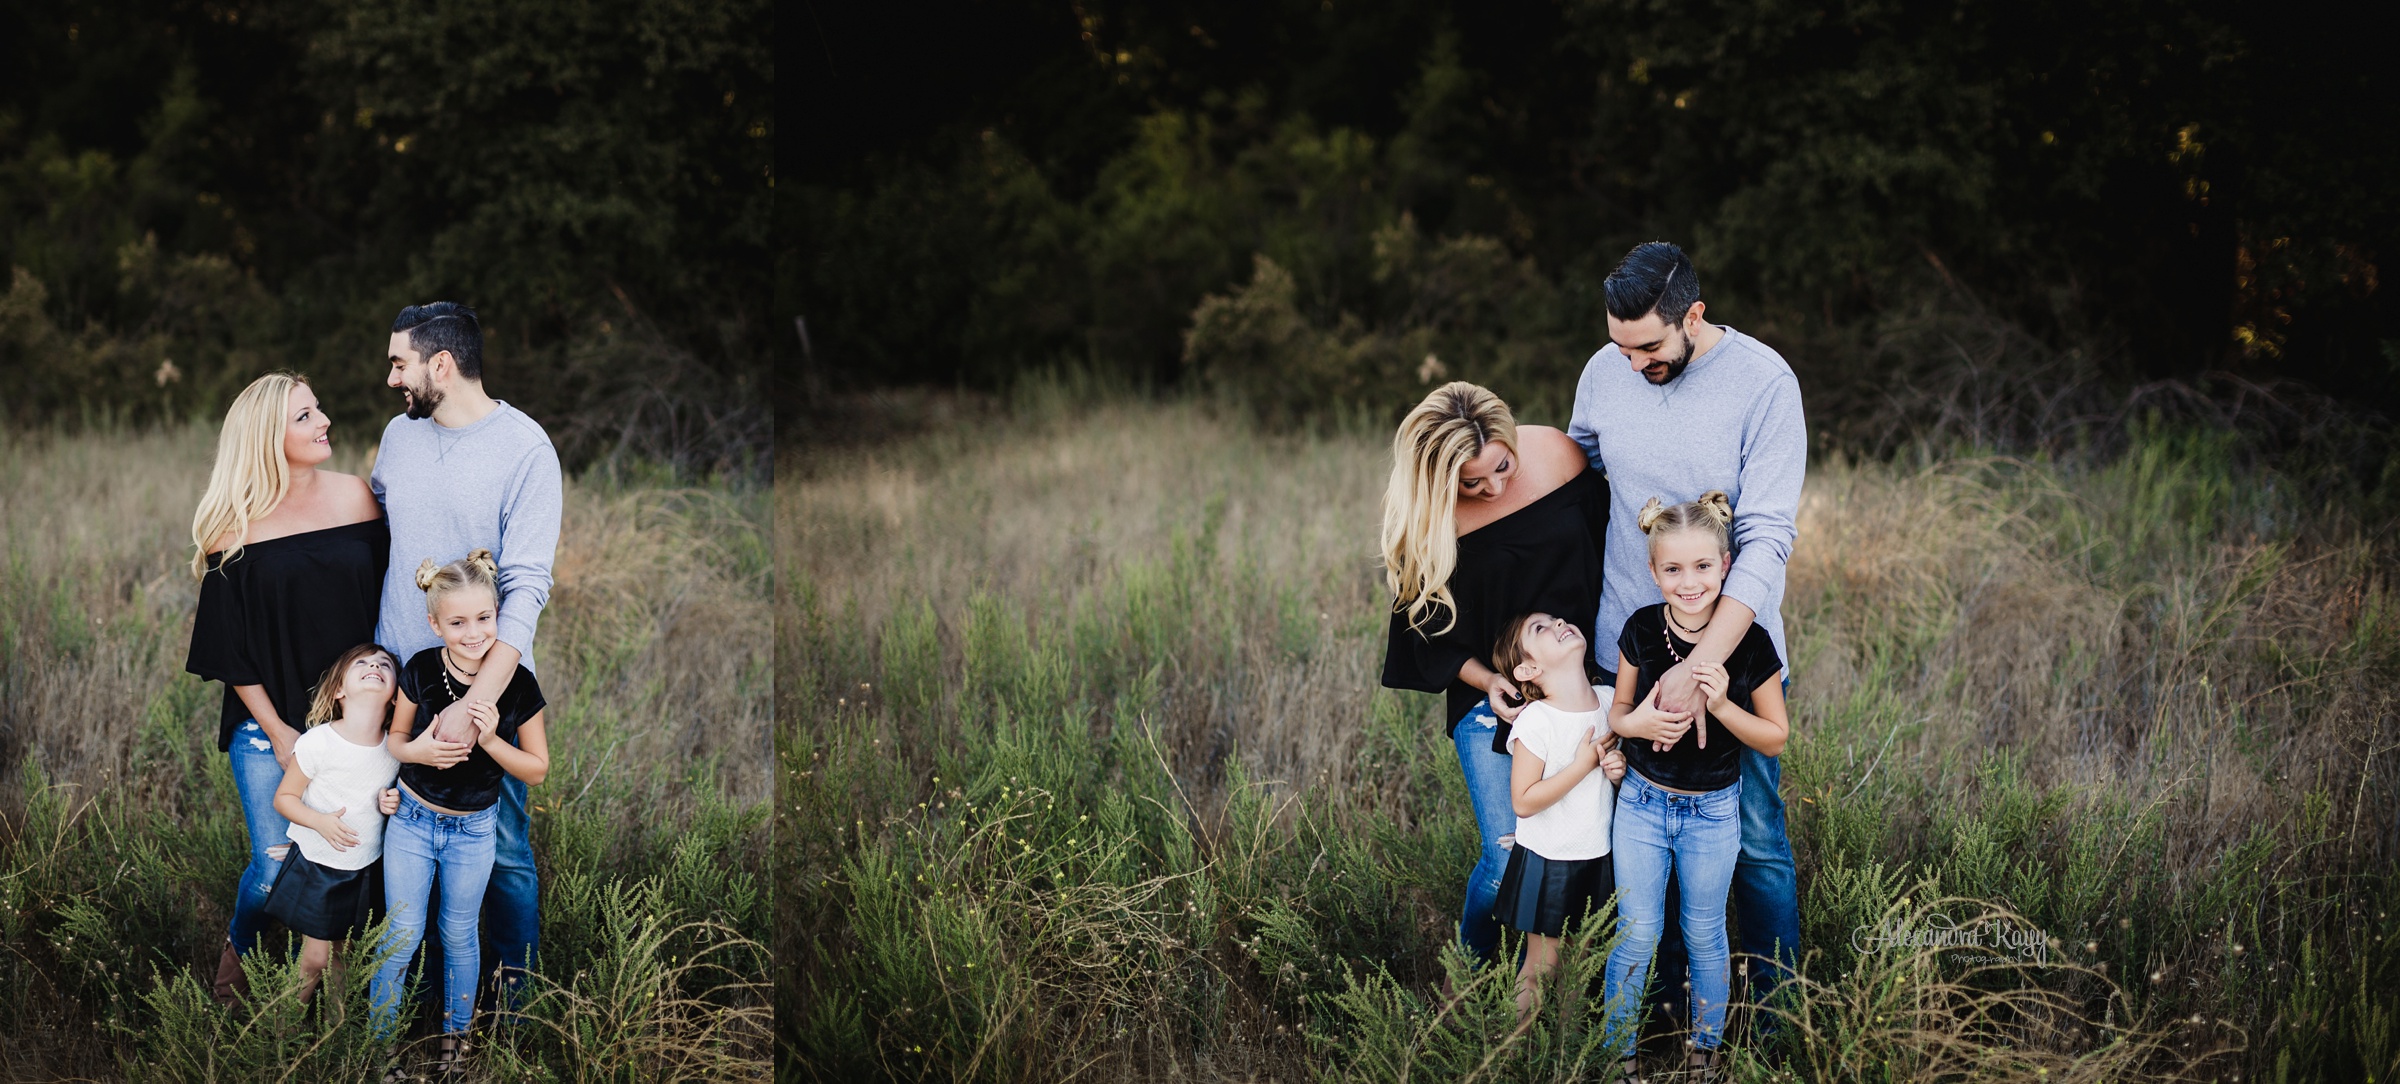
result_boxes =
[442,440,563,716]
[1566,349,1610,470]
[1655,373,1806,717]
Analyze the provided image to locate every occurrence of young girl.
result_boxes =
[262,643,404,1006]
[371,549,550,1060]
[1489,611,1629,1020]
[1601,492,1788,1082]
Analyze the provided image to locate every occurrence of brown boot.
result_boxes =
[211,940,250,1007]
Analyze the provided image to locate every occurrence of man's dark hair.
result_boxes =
[1603,242,1701,326]
[392,302,484,380]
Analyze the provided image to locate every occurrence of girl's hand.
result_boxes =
[1486,674,1526,724]
[1615,687,1693,751]
[378,787,401,816]
[1574,727,1604,771]
[469,699,502,747]
[1692,663,1731,715]
[402,723,473,769]
[1599,745,1627,785]
[317,808,360,851]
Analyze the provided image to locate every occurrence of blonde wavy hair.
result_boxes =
[1635,490,1735,556]
[190,371,310,580]
[305,643,399,727]
[417,548,501,613]
[1381,382,1518,634]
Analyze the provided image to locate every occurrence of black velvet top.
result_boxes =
[1380,468,1611,746]
[186,519,390,751]
[1614,604,1784,792]
[396,647,546,813]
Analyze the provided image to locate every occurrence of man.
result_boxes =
[373,301,563,1000]
[1567,242,1807,1013]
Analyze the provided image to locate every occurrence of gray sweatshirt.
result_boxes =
[371,401,563,671]
[1567,326,1807,677]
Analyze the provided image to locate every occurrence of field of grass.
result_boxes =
[784,387,2400,1082]
[0,423,772,1080]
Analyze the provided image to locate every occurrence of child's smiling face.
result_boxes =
[429,587,501,662]
[1516,612,1585,673]
[1648,528,1729,622]
[338,649,398,711]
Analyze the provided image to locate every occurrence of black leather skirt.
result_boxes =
[262,851,384,943]
[1494,845,1615,938]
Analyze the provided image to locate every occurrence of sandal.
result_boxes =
[1685,1047,1725,1083]
[1620,1056,1650,1084]
[433,1035,470,1078]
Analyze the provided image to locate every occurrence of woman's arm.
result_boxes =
[1695,665,1788,756]
[1509,727,1598,817]
[478,709,550,786]
[271,759,360,850]
[1458,657,1526,723]
[232,685,302,767]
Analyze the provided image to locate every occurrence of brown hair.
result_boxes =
[306,643,398,727]
[416,548,500,613]
[1635,490,1734,557]
[1489,612,1562,705]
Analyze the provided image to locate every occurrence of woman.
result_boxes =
[185,371,388,1004]
[1380,381,1609,963]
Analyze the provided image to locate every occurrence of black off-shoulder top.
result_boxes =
[1380,468,1611,744]
[186,518,390,751]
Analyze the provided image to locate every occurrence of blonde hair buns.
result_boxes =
[1637,490,1734,554]
[418,548,501,612]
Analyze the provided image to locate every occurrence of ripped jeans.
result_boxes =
[1454,701,1517,964]
[228,719,292,953]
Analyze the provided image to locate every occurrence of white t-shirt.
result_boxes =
[1505,691,1616,861]
[284,724,402,869]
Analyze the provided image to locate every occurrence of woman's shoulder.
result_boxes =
[318,472,385,525]
[1515,426,1588,484]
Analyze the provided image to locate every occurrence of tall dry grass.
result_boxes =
[0,421,771,1079]
[785,387,2397,1082]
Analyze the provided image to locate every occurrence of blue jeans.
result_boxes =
[373,792,499,1035]
[486,773,540,985]
[227,721,291,953]
[1653,744,1803,1019]
[1605,772,1744,1054]
[1453,701,1515,964]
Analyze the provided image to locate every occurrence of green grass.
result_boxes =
[0,423,771,1080]
[782,389,2398,1082]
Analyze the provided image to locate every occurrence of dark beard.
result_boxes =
[1641,330,1695,385]
[403,379,443,420]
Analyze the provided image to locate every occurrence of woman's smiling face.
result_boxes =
[281,383,333,468]
[1648,528,1728,621]
[1456,440,1515,503]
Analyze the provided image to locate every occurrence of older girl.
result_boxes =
[1378,382,1610,964]
[371,550,550,1063]
[1602,493,1787,1082]
[185,371,387,1004]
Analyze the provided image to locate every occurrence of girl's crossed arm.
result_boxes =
[1510,724,1600,818]
[272,761,360,851]
[389,690,473,769]
[1609,651,1694,752]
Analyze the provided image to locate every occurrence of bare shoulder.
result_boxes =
[1515,426,1588,484]
[324,471,385,521]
